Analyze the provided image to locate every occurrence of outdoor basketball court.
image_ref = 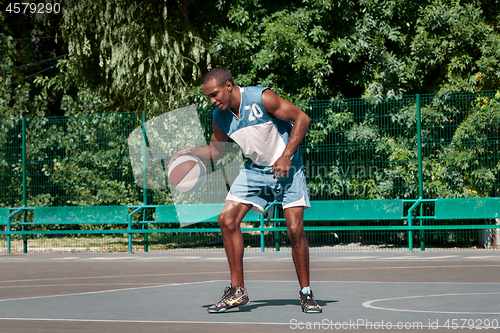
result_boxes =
[1,250,499,332]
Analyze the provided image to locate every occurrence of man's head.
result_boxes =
[203,68,237,110]
[203,68,235,87]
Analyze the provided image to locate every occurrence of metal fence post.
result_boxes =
[416,94,425,251]
[7,215,11,253]
[142,114,148,252]
[260,213,265,252]
[22,118,26,207]
[22,117,28,253]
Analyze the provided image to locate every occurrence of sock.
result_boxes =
[301,286,311,295]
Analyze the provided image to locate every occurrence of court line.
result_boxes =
[0,283,168,289]
[380,255,458,260]
[2,254,495,262]
[466,256,500,259]
[1,281,499,325]
[1,264,500,284]
[0,317,491,330]
[3,280,499,302]
[0,271,232,284]
[2,280,500,293]
[0,280,221,303]
[309,264,500,273]
[0,317,290,325]
[362,292,500,315]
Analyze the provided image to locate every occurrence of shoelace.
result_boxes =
[303,293,317,307]
[218,286,233,303]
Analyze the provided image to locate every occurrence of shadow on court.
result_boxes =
[201,299,339,312]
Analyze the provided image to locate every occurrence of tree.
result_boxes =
[0,0,70,119]
[207,0,500,100]
[61,0,212,116]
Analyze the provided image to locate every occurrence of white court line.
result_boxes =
[3,280,500,292]
[2,264,500,284]
[319,256,377,260]
[50,257,80,260]
[0,317,290,325]
[312,280,500,285]
[0,271,231,284]
[0,283,167,289]
[83,257,137,260]
[380,255,457,260]
[310,264,500,272]
[205,257,228,260]
[241,256,265,260]
[1,281,499,326]
[0,316,492,330]
[362,292,500,315]
[466,256,500,259]
[0,280,221,303]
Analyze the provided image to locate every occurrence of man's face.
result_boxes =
[203,78,231,110]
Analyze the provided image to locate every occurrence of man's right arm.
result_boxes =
[167,121,228,167]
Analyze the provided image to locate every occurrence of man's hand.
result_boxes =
[271,153,292,179]
[262,89,310,179]
[167,148,193,168]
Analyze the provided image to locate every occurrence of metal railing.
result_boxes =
[1,91,500,252]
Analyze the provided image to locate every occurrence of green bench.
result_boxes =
[33,206,129,225]
[304,199,405,221]
[412,198,500,251]
[263,199,405,224]
[1,206,130,254]
[4,198,498,254]
[154,203,260,224]
[146,203,262,252]
[260,199,405,251]
[435,198,500,220]
[0,208,9,226]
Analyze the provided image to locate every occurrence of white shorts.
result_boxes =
[226,160,310,213]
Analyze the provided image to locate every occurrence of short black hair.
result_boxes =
[203,68,235,87]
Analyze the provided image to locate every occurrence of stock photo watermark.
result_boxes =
[289,318,500,330]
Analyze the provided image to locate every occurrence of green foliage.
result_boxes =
[0,21,32,119]
[302,90,500,201]
[411,1,500,93]
[5,0,500,110]
[1,0,500,215]
[210,1,338,100]
[24,113,144,207]
[207,0,500,100]
[0,0,69,119]
[427,92,500,197]
[61,0,212,115]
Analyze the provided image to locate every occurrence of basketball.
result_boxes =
[167,155,206,193]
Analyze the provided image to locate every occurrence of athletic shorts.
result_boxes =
[226,160,311,213]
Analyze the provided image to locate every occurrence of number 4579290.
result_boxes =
[5,3,61,14]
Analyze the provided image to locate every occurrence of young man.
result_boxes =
[169,68,321,313]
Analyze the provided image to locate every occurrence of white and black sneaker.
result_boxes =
[299,288,322,313]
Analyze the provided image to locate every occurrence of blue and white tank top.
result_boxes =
[212,87,299,167]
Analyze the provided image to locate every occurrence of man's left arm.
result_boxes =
[262,89,310,179]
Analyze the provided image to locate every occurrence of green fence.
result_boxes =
[1,90,499,252]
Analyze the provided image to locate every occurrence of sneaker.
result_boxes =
[299,289,322,313]
[207,285,250,313]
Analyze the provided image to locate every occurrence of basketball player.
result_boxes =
[169,68,321,313]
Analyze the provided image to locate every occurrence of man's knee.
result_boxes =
[218,211,238,233]
[287,221,306,243]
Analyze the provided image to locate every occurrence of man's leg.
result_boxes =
[207,200,252,313]
[218,200,253,288]
[284,206,309,289]
[285,205,322,313]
